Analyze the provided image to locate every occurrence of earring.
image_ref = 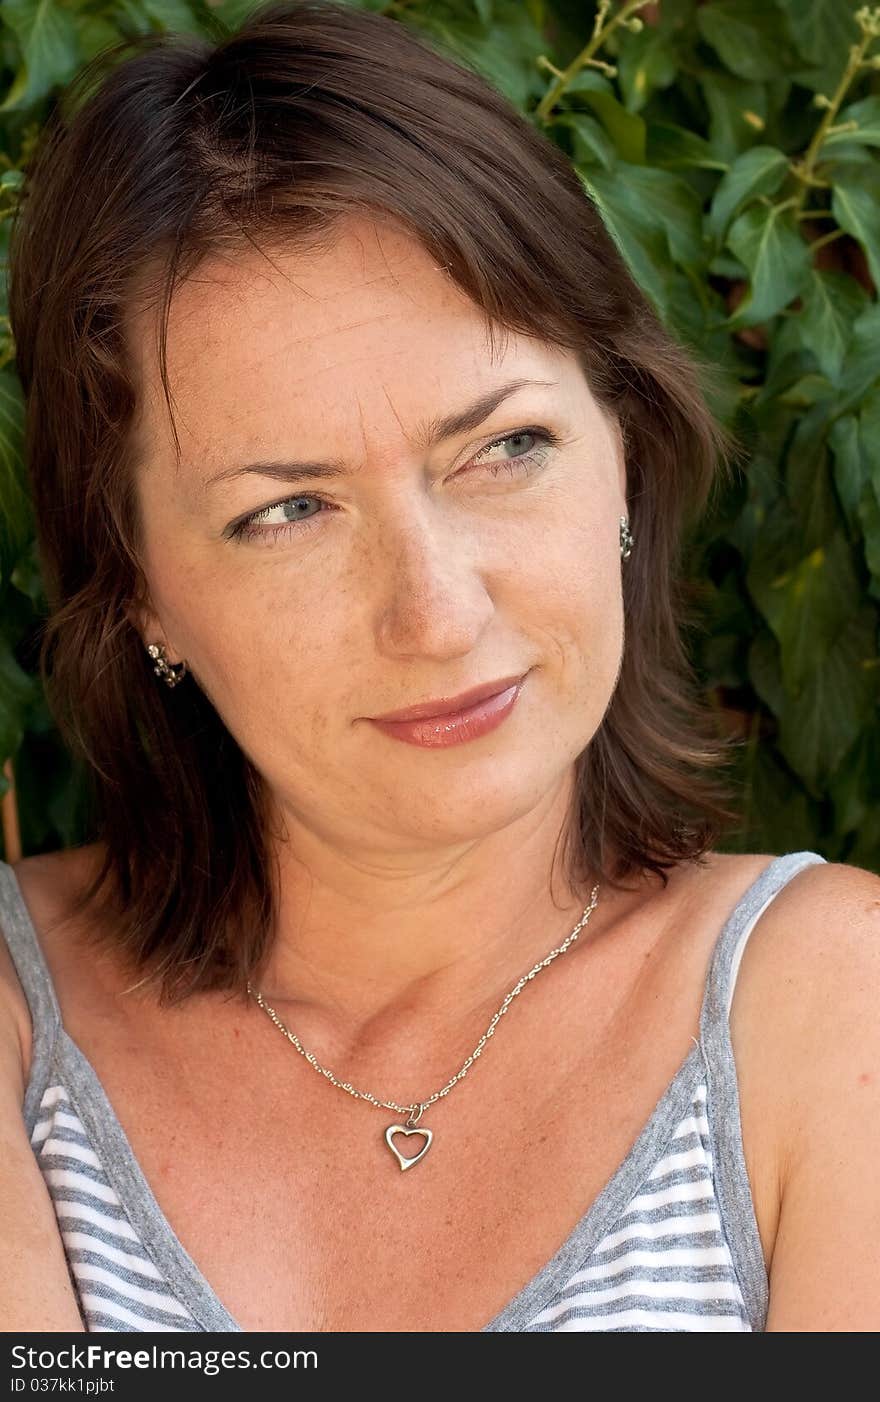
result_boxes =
[619,515,634,560]
[146,642,188,688]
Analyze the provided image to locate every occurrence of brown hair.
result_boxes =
[7,0,744,1004]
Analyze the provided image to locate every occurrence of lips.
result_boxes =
[373,672,528,722]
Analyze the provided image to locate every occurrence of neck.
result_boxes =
[255,770,605,1058]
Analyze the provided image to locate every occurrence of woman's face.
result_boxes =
[129,215,627,857]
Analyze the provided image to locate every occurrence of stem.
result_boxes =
[534,0,652,125]
[536,54,565,80]
[809,227,849,253]
[793,11,880,213]
[788,164,831,191]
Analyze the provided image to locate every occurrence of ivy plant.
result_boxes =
[1,0,879,870]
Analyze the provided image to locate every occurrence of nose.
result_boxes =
[372,508,495,662]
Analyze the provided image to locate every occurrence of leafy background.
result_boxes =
[1,0,878,872]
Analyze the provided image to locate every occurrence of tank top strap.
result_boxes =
[0,858,63,1134]
[693,848,826,1332]
[698,850,827,1041]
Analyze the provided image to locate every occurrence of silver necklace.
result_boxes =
[247,882,601,1171]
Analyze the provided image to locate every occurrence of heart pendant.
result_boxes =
[385,1123,433,1171]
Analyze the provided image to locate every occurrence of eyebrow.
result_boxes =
[202,377,559,489]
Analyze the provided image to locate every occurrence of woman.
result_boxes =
[0,0,877,1334]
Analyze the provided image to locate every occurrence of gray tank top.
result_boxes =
[0,850,826,1331]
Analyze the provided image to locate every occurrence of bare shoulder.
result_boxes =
[730,855,880,1104]
[1,844,107,1084]
[732,856,880,1037]
[729,857,880,1330]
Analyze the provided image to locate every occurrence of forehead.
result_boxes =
[127,215,582,469]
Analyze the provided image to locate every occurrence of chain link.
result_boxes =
[247,883,601,1125]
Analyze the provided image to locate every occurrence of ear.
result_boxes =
[125,592,184,668]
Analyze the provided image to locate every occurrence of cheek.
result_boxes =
[494,524,623,772]
[177,578,359,762]
[511,516,623,662]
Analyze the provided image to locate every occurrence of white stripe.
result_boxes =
[626,1180,714,1213]
[52,1198,141,1243]
[44,1167,120,1204]
[648,1145,710,1177]
[549,1306,749,1332]
[567,1244,734,1283]
[41,1137,103,1169]
[50,1108,88,1133]
[39,1085,71,1110]
[32,1109,86,1145]
[593,1210,722,1255]
[72,1262,191,1317]
[672,1112,709,1140]
[61,1230,164,1281]
[537,1276,744,1321]
[78,1293,190,1331]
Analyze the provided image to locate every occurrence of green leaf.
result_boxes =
[778,605,880,792]
[829,728,876,832]
[9,538,46,612]
[831,165,880,297]
[793,269,870,385]
[706,146,790,243]
[199,0,262,29]
[847,800,880,870]
[584,163,705,271]
[697,72,772,163]
[778,0,862,64]
[777,0,866,99]
[784,407,842,550]
[114,0,200,33]
[645,122,728,173]
[748,526,861,693]
[696,0,798,82]
[838,301,880,408]
[856,388,880,591]
[859,478,880,591]
[777,373,835,408]
[739,735,818,853]
[409,0,547,110]
[860,387,880,493]
[824,96,880,152]
[0,369,30,589]
[553,113,617,171]
[568,89,646,164]
[0,628,36,763]
[74,13,123,65]
[616,25,678,115]
[724,203,812,326]
[829,412,864,529]
[818,142,877,172]
[577,169,673,321]
[0,0,80,112]
[561,69,614,99]
[828,387,880,549]
[748,628,786,718]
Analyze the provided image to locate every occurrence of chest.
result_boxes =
[58,971,721,1332]
[21,852,783,1332]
